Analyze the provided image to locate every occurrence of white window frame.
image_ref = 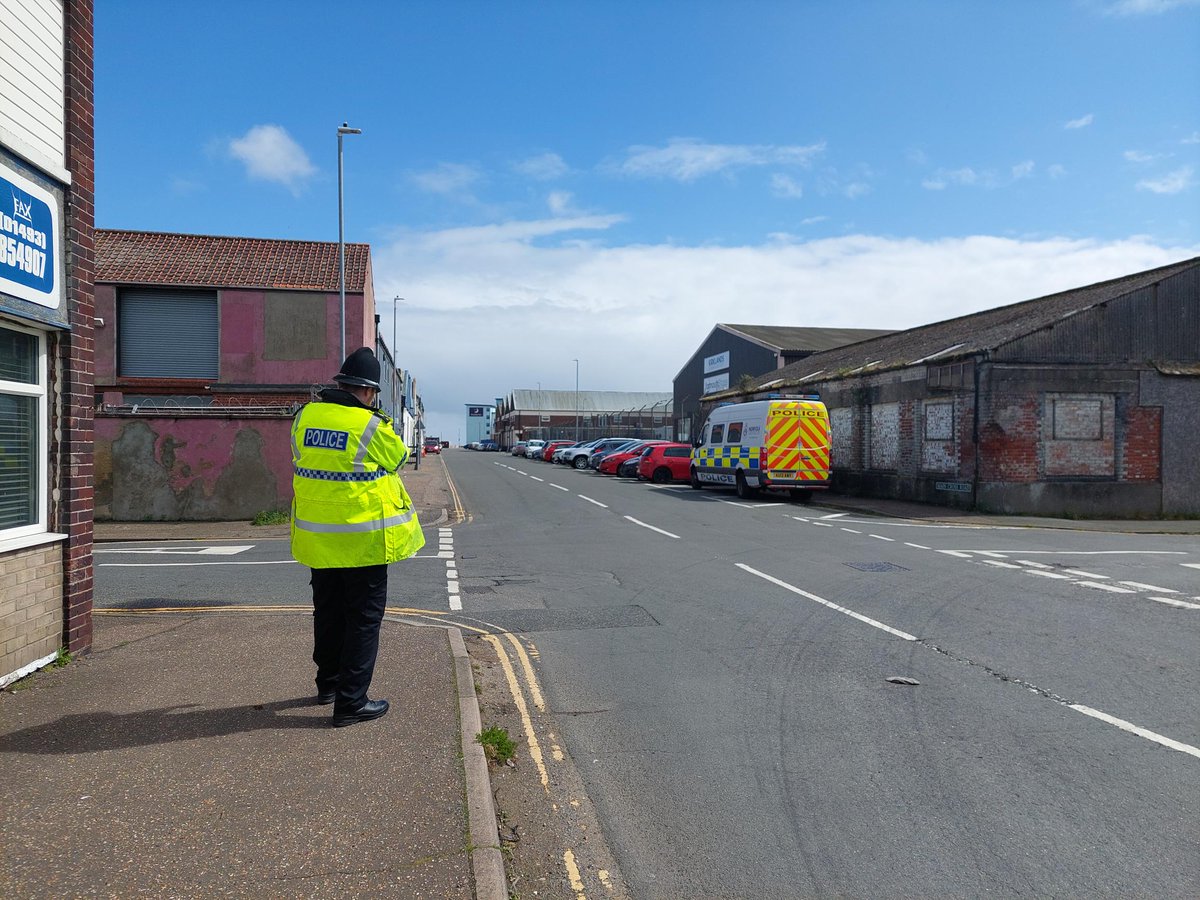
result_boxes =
[0,318,49,541]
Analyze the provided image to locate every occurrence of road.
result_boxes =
[97,449,1200,898]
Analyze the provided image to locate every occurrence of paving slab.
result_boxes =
[0,613,474,898]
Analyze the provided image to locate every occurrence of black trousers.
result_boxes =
[310,564,388,712]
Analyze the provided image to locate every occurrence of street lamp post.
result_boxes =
[573,358,580,441]
[337,122,362,362]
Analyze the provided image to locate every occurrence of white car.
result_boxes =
[523,439,547,459]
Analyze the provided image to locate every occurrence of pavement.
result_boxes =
[3,453,1197,897]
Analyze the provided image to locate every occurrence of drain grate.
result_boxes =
[844,561,910,572]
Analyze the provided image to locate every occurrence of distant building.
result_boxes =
[674,324,895,442]
[464,403,496,444]
[1,0,96,685]
[714,258,1200,518]
[495,390,672,449]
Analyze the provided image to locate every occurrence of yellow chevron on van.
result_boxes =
[690,397,831,501]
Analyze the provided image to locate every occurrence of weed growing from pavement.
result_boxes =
[476,724,516,764]
[252,509,290,526]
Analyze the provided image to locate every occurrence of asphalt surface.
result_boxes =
[444,450,1200,898]
[9,449,1199,897]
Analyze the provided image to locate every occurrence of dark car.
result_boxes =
[637,443,694,483]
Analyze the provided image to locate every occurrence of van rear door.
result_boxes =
[766,401,831,485]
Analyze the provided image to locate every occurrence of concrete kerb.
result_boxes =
[448,627,508,900]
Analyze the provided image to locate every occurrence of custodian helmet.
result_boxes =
[332,347,382,390]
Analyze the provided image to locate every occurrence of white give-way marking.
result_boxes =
[95,545,253,556]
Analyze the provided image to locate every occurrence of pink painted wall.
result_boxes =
[94,414,295,521]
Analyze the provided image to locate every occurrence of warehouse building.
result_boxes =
[674,323,894,442]
[707,258,1200,518]
[495,390,672,449]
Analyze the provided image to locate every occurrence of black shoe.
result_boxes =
[316,690,337,705]
[332,698,389,727]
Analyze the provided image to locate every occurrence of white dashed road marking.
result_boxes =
[623,516,681,539]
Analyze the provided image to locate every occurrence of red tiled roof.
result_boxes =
[95,229,370,292]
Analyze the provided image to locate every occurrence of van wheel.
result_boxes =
[690,467,703,489]
[651,467,671,484]
[573,456,589,469]
[790,488,813,504]
[736,471,759,500]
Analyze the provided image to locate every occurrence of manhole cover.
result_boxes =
[844,562,910,572]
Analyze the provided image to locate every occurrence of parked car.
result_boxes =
[523,439,547,459]
[617,456,641,477]
[589,439,640,470]
[511,441,528,457]
[566,438,630,470]
[559,438,609,468]
[423,437,441,455]
[540,439,574,461]
[552,439,592,463]
[480,439,498,451]
[597,440,667,474]
[638,442,695,483]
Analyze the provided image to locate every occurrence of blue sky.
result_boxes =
[96,0,1200,440]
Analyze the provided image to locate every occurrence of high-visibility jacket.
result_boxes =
[290,393,425,569]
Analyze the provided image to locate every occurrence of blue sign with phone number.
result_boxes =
[1,172,56,305]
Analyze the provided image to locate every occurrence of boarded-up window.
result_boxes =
[1044,394,1114,477]
[264,291,325,360]
[870,403,899,470]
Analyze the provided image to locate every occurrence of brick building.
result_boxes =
[708,258,1200,517]
[1,0,95,685]
[93,229,416,521]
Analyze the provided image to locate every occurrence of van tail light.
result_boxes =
[759,447,769,476]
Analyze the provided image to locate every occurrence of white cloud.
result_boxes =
[843,182,870,199]
[1065,114,1095,130]
[515,152,569,180]
[1011,160,1035,179]
[547,191,578,215]
[922,167,983,190]
[1099,0,1200,15]
[619,138,825,182]
[410,162,482,196]
[1181,132,1200,145]
[1136,166,1195,194]
[771,173,804,199]
[801,216,828,225]
[373,223,1197,442]
[227,125,316,193]
[1123,150,1160,163]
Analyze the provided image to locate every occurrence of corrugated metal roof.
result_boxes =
[508,389,671,412]
[731,256,1200,395]
[721,323,896,352]
[96,229,370,292]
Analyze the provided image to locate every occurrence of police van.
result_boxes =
[690,396,831,501]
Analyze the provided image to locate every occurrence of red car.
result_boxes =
[539,439,575,461]
[597,440,668,475]
[637,443,694,483]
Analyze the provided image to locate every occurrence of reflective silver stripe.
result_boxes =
[353,417,382,471]
[290,417,303,465]
[293,510,416,533]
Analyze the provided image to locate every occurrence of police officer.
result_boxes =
[290,347,425,726]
